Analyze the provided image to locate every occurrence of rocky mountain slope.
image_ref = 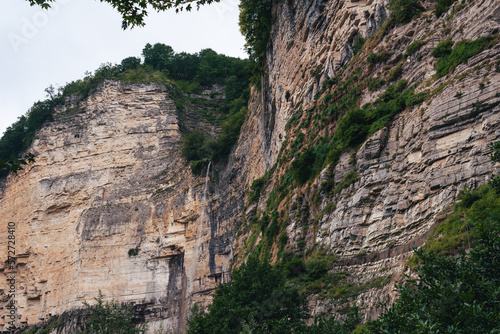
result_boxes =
[1,0,500,332]
[0,81,239,332]
[244,0,500,319]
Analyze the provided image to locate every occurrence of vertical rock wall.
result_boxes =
[0,81,236,332]
[234,0,500,320]
[1,0,500,331]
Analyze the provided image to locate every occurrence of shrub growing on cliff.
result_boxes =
[249,176,267,204]
[181,130,213,162]
[291,149,316,185]
[405,40,426,56]
[370,235,500,333]
[78,291,146,334]
[431,39,453,58]
[388,0,424,23]
[187,255,308,334]
[212,106,248,161]
[387,65,403,82]
[433,36,498,77]
[435,0,458,17]
[367,51,390,65]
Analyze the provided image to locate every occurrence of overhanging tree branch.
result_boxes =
[26,0,221,28]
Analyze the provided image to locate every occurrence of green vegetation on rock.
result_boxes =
[367,51,390,65]
[405,40,426,56]
[187,255,361,334]
[0,44,252,178]
[0,96,60,177]
[387,0,424,23]
[433,35,499,77]
[434,0,458,17]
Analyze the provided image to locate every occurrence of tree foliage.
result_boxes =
[0,95,60,178]
[26,0,273,81]
[26,0,221,28]
[141,43,252,87]
[186,255,360,334]
[1,44,251,178]
[370,234,500,333]
[238,0,272,65]
[387,0,425,23]
[0,153,35,176]
[120,57,141,72]
[187,255,309,334]
[77,291,146,334]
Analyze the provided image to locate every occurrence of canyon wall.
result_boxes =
[0,81,241,332]
[1,0,500,332]
[235,0,500,320]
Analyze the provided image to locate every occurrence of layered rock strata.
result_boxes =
[1,0,500,331]
[0,81,236,332]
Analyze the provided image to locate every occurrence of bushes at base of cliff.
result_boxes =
[78,291,146,334]
[19,291,146,334]
[370,231,500,333]
[186,255,361,334]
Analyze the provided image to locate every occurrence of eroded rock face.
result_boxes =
[252,0,500,320]
[0,81,236,332]
[1,0,500,331]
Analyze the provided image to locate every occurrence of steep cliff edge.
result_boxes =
[233,0,500,320]
[1,0,500,332]
[0,81,239,332]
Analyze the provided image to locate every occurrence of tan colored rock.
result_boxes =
[1,0,500,331]
[0,81,234,332]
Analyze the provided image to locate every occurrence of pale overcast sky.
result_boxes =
[0,0,246,136]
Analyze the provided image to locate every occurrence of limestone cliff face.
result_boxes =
[1,0,500,332]
[241,0,500,319]
[0,81,236,332]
